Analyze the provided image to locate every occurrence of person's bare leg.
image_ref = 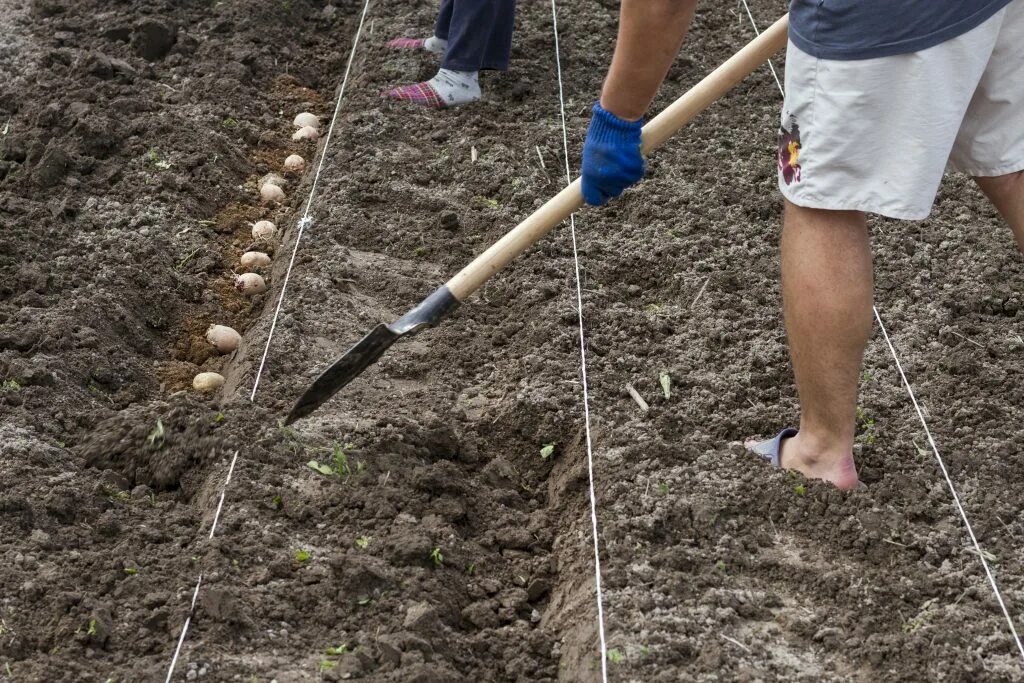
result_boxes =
[974,170,1024,252]
[778,200,872,490]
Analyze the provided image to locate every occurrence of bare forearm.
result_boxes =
[599,0,698,121]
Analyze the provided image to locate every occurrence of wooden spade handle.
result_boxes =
[447,13,789,302]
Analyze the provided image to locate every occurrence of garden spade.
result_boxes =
[285,14,789,424]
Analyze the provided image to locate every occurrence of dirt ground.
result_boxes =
[3,0,1024,681]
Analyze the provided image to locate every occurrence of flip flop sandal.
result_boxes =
[749,428,868,489]
[747,427,798,467]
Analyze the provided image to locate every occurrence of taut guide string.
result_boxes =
[739,0,1024,662]
[165,0,372,678]
[549,0,610,680]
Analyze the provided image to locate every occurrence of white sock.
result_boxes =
[428,68,480,106]
[423,36,448,54]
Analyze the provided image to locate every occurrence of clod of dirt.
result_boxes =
[131,19,177,61]
[32,144,70,187]
[78,398,234,491]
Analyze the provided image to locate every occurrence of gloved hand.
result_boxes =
[581,102,644,206]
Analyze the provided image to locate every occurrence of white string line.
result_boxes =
[164,450,239,681]
[165,575,202,683]
[164,1,372,679]
[875,308,1024,661]
[736,0,783,94]
[737,0,1024,663]
[250,0,372,400]
[549,1,608,680]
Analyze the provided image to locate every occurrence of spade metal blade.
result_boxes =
[284,324,399,424]
[284,286,459,424]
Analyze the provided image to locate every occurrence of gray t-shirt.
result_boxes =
[789,0,1015,60]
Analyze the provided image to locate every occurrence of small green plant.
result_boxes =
[607,649,624,664]
[271,494,283,510]
[309,442,356,479]
[213,412,226,423]
[714,560,727,572]
[324,645,349,656]
[123,568,138,576]
[100,486,130,503]
[307,460,335,476]
[430,547,444,567]
[856,406,877,445]
[658,482,669,495]
[148,149,172,170]
[332,442,353,478]
[472,195,499,208]
[1,379,20,392]
[355,536,370,550]
[640,645,651,657]
[539,442,556,460]
[175,247,201,271]
[86,619,97,636]
[221,117,238,128]
[659,371,671,399]
[794,484,807,496]
[466,563,476,576]
[146,419,165,449]
[294,549,311,563]
[318,660,337,671]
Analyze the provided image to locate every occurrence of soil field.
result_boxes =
[3,0,1024,681]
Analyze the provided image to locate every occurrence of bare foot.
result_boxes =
[778,432,859,490]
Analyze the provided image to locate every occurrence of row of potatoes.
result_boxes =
[192,112,322,393]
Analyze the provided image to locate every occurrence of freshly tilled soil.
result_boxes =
[2,0,1024,681]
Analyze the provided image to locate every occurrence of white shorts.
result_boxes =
[778,0,1024,220]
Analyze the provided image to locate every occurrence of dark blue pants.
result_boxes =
[434,0,516,72]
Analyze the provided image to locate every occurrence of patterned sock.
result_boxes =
[387,35,447,55]
[424,36,447,54]
[384,68,480,109]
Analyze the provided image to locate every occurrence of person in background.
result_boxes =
[384,0,517,108]
[581,0,1024,489]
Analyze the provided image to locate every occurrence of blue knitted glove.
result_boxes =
[581,102,644,206]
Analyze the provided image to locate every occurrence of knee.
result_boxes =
[783,199,866,230]
[974,169,1023,193]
